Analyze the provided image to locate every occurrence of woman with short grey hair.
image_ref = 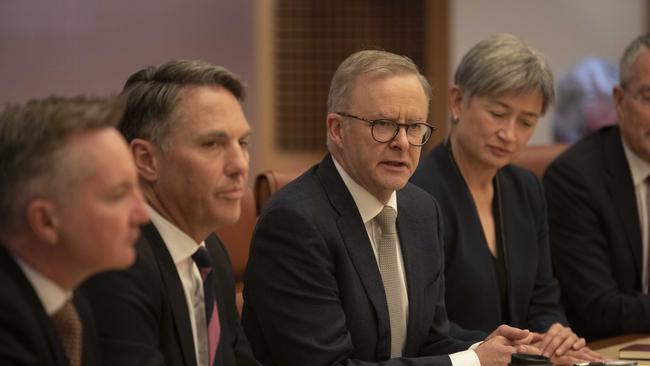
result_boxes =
[411,34,602,364]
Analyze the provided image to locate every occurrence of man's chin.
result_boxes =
[380,175,410,190]
[212,209,242,228]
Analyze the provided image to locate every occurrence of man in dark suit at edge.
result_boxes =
[243,50,539,366]
[544,33,650,340]
[82,60,259,366]
[0,96,149,365]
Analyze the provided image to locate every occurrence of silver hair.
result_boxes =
[327,50,431,113]
[0,96,124,232]
[619,33,650,86]
[454,33,555,115]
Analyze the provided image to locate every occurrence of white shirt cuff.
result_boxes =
[449,349,480,366]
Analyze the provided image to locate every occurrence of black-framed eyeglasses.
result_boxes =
[336,112,435,146]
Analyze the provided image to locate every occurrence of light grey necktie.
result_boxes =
[375,206,404,358]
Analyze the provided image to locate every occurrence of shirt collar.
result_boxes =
[332,157,397,224]
[14,256,70,316]
[147,204,204,264]
[622,135,650,186]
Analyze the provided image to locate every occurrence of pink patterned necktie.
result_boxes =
[192,247,221,366]
[51,299,82,366]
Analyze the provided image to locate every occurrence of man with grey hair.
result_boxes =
[545,33,650,340]
[82,60,259,365]
[0,96,149,365]
[243,50,538,366]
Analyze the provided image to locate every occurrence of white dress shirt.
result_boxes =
[622,138,650,293]
[332,158,479,366]
[14,256,70,315]
[148,205,211,366]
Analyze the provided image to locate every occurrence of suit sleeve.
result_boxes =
[80,248,166,366]
[0,298,51,365]
[523,175,568,333]
[422,197,479,351]
[243,205,452,366]
[544,160,650,337]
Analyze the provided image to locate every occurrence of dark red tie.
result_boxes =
[192,247,221,366]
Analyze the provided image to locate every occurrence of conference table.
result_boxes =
[589,334,650,365]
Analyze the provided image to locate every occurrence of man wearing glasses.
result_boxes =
[545,33,650,340]
[243,50,538,366]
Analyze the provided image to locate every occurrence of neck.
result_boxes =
[449,135,496,192]
[144,189,209,243]
[7,236,82,290]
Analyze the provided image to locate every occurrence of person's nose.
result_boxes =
[389,125,410,151]
[224,142,250,178]
[496,119,516,143]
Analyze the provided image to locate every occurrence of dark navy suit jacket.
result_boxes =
[243,154,470,366]
[0,245,101,366]
[82,223,259,366]
[411,144,567,341]
[544,125,650,340]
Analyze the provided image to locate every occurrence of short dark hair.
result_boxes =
[119,59,246,147]
[0,96,124,231]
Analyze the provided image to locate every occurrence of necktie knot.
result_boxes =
[51,299,82,366]
[376,206,397,235]
[192,246,213,270]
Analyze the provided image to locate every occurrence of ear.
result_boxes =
[448,85,463,122]
[612,85,625,117]
[26,199,60,246]
[130,138,159,183]
[326,113,345,148]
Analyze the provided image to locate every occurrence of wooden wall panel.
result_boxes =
[255,0,449,173]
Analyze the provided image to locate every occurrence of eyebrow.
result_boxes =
[637,85,650,93]
[375,114,425,122]
[194,128,253,141]
[486,99,540,118]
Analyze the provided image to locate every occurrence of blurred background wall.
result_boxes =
[451,0,647,144]
[1,0,647,179]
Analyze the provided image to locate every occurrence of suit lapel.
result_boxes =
[604,128,643,276]
[396,195,428,354]
[0,246,68,365]
[205,235,230,365]
[316,155,392,354]
[142,223,196,366]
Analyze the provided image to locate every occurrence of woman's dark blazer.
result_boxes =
[410,143,567,341]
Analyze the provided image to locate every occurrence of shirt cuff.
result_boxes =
[449,349,480,366]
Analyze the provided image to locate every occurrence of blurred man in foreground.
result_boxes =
[0,96,149,365]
